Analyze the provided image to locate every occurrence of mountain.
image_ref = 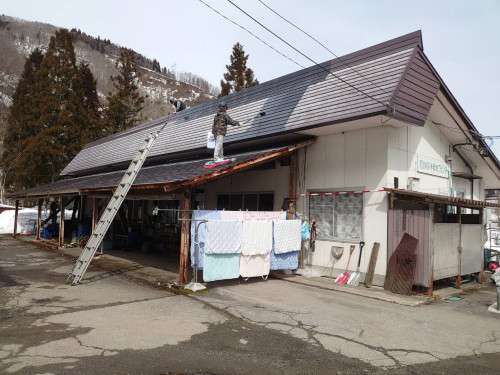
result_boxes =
[0,14,217,153]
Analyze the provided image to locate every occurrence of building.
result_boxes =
[10,31,500,291]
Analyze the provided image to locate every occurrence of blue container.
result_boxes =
[77,223,90,237]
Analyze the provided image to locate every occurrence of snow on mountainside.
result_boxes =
[0,14,217,154]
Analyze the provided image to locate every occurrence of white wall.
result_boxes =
[295,126,389,282]
[202,161,290,211]
[385,119,478,198]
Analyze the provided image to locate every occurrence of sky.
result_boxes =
[3,0,500,157]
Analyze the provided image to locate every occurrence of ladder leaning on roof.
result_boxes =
[67,121,169,285]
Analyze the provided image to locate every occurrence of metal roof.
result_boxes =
[62,31,430,176]
[386,188,500,209]
[11,143,308,198]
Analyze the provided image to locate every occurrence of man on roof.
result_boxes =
[169,97,186,112]
[212,102,240,162]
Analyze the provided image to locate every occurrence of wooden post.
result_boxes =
[288,151,298,201]
[58,196,65,248]
[178,189,191,284]
[91,197,97,231]
[36,198,42,240]
[13,199,19,238]
[456,206,462,288]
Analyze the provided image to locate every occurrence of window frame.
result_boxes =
[216,191,275,211]
[308,191,364,243]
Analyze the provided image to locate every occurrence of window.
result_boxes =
[217,192,274,211]
[309,193,363,241]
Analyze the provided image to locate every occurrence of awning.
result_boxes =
[386,188,500,209]
[452,172,483,179]
[9,142,311,199]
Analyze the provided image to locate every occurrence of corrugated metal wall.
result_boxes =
[388,208,431,287]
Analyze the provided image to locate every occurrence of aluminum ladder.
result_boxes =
[67,122,167,285]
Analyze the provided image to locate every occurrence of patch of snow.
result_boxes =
[0,208,72,235]
[0,92,12,107]
[0,72,19,89]
[0,208,39,235]
[13,35,47,58]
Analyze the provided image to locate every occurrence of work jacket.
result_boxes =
[212,112,239,136]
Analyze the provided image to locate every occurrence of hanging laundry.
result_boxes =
[240,253,271,278]
[203,253,240,282]
[273,219,302,254]
[242,211,286,221]
[190,210,221,269]
[271,250,299,271]
[241,220,273,255]
[205,220,242,254]
[301,221,310,241]
[219,210,244,221]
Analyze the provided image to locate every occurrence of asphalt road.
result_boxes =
[1,236,499,374]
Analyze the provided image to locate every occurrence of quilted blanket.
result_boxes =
[273,220,302,254]
[205,220,242,254]
[203,253,240,282]
[240,254,271,278]
[241,220,273,255]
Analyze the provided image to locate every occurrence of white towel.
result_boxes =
[241,220,273,255]
[239,253,271,278]
[205,220,242,254]
[273,219,302,254]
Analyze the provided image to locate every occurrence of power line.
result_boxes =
[256,0,386,93]
[196,0,305,69]
[226,0,388,107]
[432,120,500,140]
[257,0,336,57]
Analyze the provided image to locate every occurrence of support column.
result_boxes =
[178,189,192,284]
[91,197,97,231]
[36,198,42,240]
[288,151,298,214]
[58,196,65,248]
[456,206,462,288]
[13,199,19,238]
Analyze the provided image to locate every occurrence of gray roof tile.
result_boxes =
[62,31,427,176]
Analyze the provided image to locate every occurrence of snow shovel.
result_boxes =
[335,245,355,285]
[348,241,365,286]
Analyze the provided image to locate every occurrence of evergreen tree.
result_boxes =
[74,62,102,144]
[2,29,102,190]
[1,49,44,190]
[104,48,145,134]
[219,42,258,97]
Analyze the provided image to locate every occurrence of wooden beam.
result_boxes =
[91,197,97,231]
[287,150,298,220]
[78,195,84,222]
[178,189,191,284]
[164,141,315,194]
[58,196,65,248]
[36,199,42,241]
[456,206,462,288]
[13,199,19,238]
[288,150,298,200]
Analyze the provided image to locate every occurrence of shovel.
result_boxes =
[335,245,355,285]
[348,241,365,286]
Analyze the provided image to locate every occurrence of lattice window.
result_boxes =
[309,193,363,241]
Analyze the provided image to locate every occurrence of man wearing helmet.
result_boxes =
[212,102,240,162]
